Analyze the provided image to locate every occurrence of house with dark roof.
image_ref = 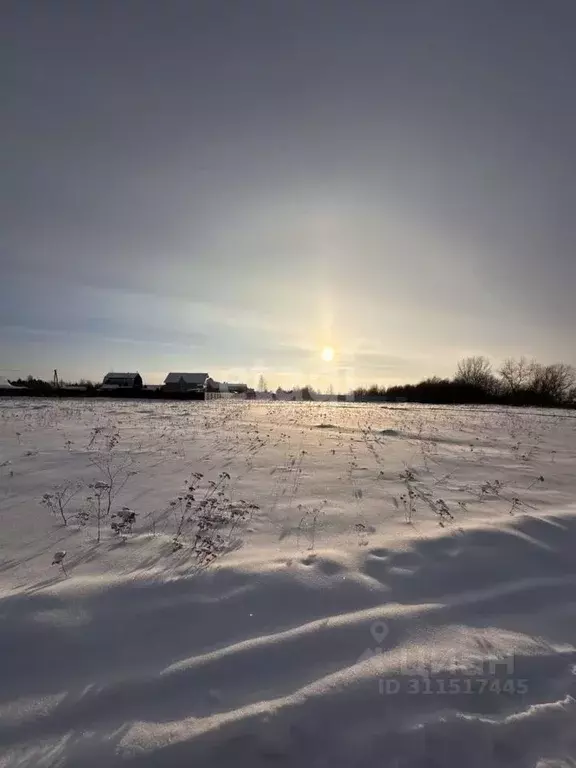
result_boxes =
[163,372,208,393]
[101,372,143,390]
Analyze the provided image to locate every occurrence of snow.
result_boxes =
[1,397,576,766]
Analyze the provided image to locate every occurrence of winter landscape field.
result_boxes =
[1,397,576,767]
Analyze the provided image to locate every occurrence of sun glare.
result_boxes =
[321,346,334,362]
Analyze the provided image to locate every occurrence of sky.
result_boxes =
[2,0,576,390]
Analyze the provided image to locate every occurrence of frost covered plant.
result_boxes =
[167,471,257,565]
[478,480,501,501]
[433,498,454,527]
[193,532,226,566]
[52,550,67,576]
[297,503,326,551]
[399,467,418,523]
[399,489,417,524]
[191,474,256,565]
[227,499,257,540]
[85,427,138,541]
[85,481,108,542]
[111,507,137,540]
[354,521,369,547]
[87,425,120,452]
[89,455,136,516]
[41,481,83,526]
[169,471,205,550]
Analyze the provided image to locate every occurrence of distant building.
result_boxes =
[205,378,248,394]
[163,372,208,393]
[101,372,143,390]
[226,382,248,394]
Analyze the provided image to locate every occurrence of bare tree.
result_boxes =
[499,357,534,393]
[455,356,495,391]
[257,374,267,392]
[530,363,576,403]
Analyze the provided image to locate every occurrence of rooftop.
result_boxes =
[164,373,208,385]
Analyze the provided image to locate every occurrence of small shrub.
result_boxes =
[41,481,83,526]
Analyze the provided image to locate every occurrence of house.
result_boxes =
[225,382,248,394]
[101,372,143,390]
[205,378,247,394]
[163,372,208,393]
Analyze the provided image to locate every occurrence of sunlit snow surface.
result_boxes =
[1,397,576,767]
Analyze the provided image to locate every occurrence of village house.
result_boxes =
[163,372,208,393]
[101,372,143,390]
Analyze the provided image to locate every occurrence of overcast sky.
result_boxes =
[2,1,576,389]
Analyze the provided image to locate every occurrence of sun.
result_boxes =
[321,346,334,362]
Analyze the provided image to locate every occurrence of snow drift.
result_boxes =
[1,398,576,766]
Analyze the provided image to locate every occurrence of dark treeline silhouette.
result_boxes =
[10,377,54,395]
[10,376,100,395]
[354,357,576,408]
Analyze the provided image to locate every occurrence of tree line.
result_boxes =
[353,357,576,407]
[7,358,576,407]
[9,376,100,395]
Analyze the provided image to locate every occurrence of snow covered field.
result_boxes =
[1,397,576,767]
